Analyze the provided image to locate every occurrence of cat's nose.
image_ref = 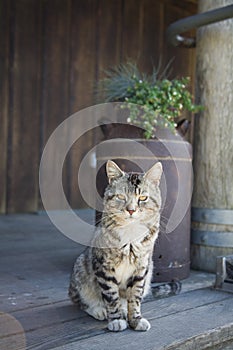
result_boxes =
[127,208,135,216]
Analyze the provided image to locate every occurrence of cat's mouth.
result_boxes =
[125,210,137,219]
[124,211,141,221]
[111,209,147,223]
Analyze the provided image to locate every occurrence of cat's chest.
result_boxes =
[113,244,145,286]
[114,257,135,287]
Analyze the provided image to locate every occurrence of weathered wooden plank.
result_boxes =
[8,301,87,331]
[69,0,97,114]
[2,289,231,350]
[0,212,88,312]
[143,288,232,319]
[0,302,106,350]
[0,0,199,215]
[41,0,71,136]
[0,0,10,213]
[69,0,123,209]
[96,0,122,77]
[67,0,97,209]
[48,294,233,350]
[165,323,233,350]
[0,312,26,350]
[168,0,198,13]
[3,293,233,350]
[121,0,144,64]
[137,0,163,72]
[0,286,68,314]
[90,0,124,205]
[1,211,232,350]
[8,288,231,334]
[17,318,106,350]
[7,0,41,213]
[40,0,71,210]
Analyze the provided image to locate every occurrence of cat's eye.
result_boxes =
[116,194,126,201]
[139,195,148,202]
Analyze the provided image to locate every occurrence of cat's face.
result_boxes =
[103,161,162,226]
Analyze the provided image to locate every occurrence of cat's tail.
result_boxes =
[150,280,182,299]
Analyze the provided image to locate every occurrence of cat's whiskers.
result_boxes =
[158,217,173,243]
[163,232,172,244]
[159,215,169,232]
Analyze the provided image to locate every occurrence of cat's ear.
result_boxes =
[144,162,163,185]
[106,160,124,183]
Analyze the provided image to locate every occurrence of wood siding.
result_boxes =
[0,0,197,213]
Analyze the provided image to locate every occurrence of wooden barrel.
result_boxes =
[191,208,233,272]
[96,125,192,282]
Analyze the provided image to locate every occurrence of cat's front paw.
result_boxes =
[130,317,151,331]
[108,319,128,332]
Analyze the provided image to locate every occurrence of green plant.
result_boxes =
[98,61,203,139]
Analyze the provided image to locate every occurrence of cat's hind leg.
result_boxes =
[70,282,108,321]
[69,254,107,320]
[74,279,107,320]
[86,304,107,321]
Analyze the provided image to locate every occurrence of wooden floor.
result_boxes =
[1,210,233,350]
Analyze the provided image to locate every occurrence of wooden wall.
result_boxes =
[0,0,197,213]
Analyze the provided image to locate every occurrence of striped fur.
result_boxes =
[69,161,162,332]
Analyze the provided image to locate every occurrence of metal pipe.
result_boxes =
[167,4,233,48]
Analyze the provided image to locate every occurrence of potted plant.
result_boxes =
[95,61,202,283]
[97,61,202,138]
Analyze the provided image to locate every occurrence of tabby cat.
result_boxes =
[69,160,163,332]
